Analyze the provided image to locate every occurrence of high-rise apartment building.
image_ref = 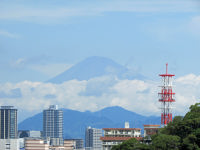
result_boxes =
[0,106,17,139]
[85,126,102,150]
[0,106,19,150]
[43,105,63,146]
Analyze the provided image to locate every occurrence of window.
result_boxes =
[6,144,10,149]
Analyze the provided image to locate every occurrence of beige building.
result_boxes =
[64,139,84,150]
[100,123,142,150]
[50,145,65,150]
[25,138,65,150]
[64,140,76,150]
[25,138,49,150]
[143,125,160,137]
[25,138,84,150]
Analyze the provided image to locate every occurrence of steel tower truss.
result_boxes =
[159,63,175,126]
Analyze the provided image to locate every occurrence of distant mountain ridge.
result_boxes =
[18,106,160,139]
[47,56,145,83]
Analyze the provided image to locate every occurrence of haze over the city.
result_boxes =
[0,0,200,122]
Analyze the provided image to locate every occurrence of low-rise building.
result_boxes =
[18,130,42,149]
[0,139,19,150]
[100,123,142,150]
[64,139,84,150]
[18,130,42,138]
[24,138,84,150]
[143,125,160,137]
[74,139,84,149]
[64,140,75,150]
[25,138,49,150]
[49,145,65,150]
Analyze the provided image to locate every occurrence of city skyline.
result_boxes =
[0,0,200,122]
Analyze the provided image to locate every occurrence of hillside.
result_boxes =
[19,106,160,139]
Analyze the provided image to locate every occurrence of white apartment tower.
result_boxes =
[43,105,63,146]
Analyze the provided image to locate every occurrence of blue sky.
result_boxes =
[0,0,200,82]
[0,0,200,121]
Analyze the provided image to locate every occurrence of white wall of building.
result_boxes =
[0,139,19,150]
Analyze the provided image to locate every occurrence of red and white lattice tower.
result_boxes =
[159,63,175,126]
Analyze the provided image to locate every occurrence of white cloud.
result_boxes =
[0,30,20,38]
[1,74,199,121]
[176,74,200,85]
[174,74,200,115]
[0,78,154,115]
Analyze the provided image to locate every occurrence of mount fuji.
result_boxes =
[47,56,145,83]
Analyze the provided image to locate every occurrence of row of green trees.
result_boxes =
[111,103,200,150]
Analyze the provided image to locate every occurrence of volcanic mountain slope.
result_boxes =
[47,56,145,83]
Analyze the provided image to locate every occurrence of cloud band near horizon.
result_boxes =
[0,74,198,121]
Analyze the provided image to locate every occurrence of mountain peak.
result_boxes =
[99,106,126,111]
[47,56,144,84]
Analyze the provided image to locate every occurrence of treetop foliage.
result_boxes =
[111,103,200,150]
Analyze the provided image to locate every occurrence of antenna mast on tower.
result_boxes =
[159,63,175,126]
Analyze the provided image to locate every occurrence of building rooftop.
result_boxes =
[103,128,141,131]
[49,105,58,110]
[0,106,15,109]
[143,125,160,128]
[144,128,160,130]
[24,137,44,140]
[100,137,142,141]
[64,139,83,141]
